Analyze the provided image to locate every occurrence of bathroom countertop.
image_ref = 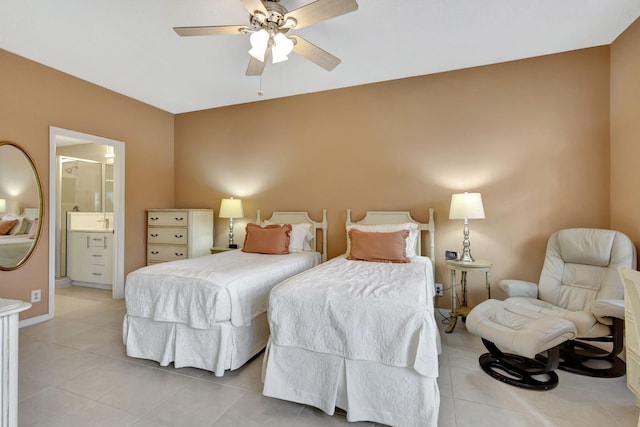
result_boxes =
[68,229,114,233]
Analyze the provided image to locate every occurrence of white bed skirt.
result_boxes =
[262,340,440,427]
[123,313,269,377]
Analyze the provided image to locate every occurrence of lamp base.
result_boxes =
[458,251,475,263]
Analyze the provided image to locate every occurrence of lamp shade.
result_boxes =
[0,199,5,212]
[449,192,485,220]
[248,29,269,62]
[272,32,294,63]
[219,198,244,219]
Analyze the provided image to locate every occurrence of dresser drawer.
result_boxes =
[86,264,111,284]
[87,234,109,248]
[147,245,188,262]
[88,250,109,264]
[148,227,188,245]
[147,211,189,227]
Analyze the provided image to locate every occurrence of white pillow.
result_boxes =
[346,222,419,258]
[263,221,314,252]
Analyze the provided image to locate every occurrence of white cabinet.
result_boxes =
[67,231,113,286]
[147,209,214,265]
[0,299,30,427]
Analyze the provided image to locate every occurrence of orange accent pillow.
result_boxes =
[0,219,18,235]
[242,223,292,255]
[347,229,410,263]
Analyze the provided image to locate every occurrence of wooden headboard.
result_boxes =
[22,208,40,221]
[256,209,328,262]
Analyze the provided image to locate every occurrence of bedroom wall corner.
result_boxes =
[0,48,175,320]
[610,17,640,254]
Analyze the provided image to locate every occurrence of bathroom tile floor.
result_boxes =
[17,286,640,426]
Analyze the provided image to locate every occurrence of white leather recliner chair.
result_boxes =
[467,228,636,390]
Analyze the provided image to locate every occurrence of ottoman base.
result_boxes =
[466,299,578,391]
[480,339,560,391]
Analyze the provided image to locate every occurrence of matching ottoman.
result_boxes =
[465,299,577,390]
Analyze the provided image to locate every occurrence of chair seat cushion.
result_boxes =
[505,297,610,338]
[466,299,577,358]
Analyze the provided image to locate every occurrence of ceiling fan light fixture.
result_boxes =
[248,28,269,61]
[281,17,297,29]
[272,32,294,63]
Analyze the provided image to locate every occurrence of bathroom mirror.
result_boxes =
[0,141,43,270]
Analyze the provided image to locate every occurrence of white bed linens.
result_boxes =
[268,255,438,377]
[125,250,320,329]
[0,234,32,266]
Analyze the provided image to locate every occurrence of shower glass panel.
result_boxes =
[105,164,113,213]
[61,159,102,213]
[58,157,102,278]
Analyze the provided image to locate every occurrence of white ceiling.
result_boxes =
[1,0,639,114]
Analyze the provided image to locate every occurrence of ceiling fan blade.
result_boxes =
[174,25,249,37]
[285,0,358,29]
[240,0,268,16]
[290,35,340,71]
[246,54,267,76]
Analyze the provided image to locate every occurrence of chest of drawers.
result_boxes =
[146,209,214,265]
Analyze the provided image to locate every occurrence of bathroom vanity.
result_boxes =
[66,212,113,288]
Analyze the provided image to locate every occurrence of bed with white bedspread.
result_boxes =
[0,208,39,267]
[123,210,327,376]
[262,209,440,427]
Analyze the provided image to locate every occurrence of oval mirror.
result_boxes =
[0,141,43,270]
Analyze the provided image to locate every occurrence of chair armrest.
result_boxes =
[591,299,625,322]
[498,279,538,298]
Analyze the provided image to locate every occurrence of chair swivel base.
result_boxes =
[557,319,625,378]
[558,341,626,378]
[479,339,560,391]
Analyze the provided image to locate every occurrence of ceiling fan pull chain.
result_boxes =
[258,75,264,96]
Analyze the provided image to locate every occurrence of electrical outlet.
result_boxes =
[435,283,443,297]
[31,289,41,303]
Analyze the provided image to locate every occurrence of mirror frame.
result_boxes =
[0,141,44,271]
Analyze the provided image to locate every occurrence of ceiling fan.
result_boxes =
[174,0,358,76]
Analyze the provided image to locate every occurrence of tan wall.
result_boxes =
[611,18,640,257]
[175,47,611,308]
[0,143,39,212]
[0,40,617,316]
[0,49,174,319]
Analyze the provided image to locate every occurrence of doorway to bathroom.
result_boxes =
[57,156,110,280]
[48,127,125,315]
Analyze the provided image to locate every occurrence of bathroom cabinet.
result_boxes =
[67,231,113,287]
[146,209,214,265]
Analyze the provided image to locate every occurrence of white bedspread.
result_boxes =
[125,250,320,329]
[268,255,439,377]
[0,234,32,266]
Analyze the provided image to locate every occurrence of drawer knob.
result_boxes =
[174,217,185,222]
[175,252,184,256]
[150,217,159,221]
[150,233,159,237]
[174,234,183,238]
[151,251,159,255]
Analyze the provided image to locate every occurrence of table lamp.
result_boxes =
[219,197,244,249]
[0,199,5,214]
[449,192,485,262]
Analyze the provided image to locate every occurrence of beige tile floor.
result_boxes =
[17,286,640,426]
